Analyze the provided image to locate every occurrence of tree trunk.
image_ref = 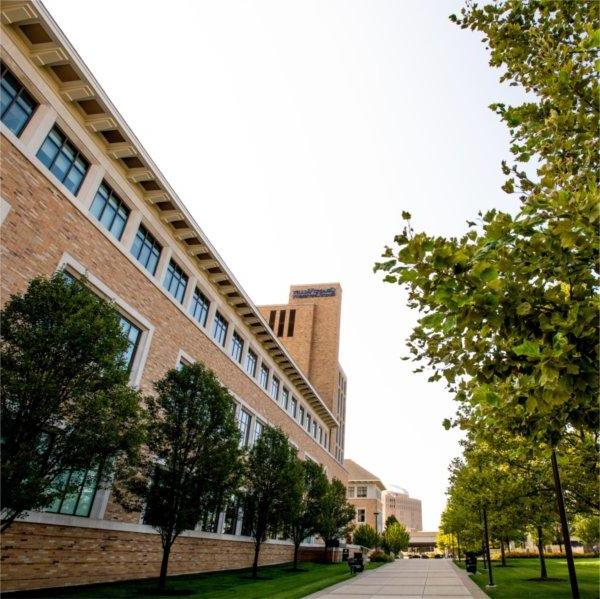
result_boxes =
[456,532,461,560]
[500,537,506,567]
[252,539,261,578]
[537,525,548,580]
[293,541,300,571]
[158,542,172,590]
[482,506,494,587]
[551,449,579,598]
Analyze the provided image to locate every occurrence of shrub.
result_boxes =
[370,550,394,563]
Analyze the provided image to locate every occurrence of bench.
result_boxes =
[348,552,365,574]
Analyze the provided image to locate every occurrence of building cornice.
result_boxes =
[0,0,338,428]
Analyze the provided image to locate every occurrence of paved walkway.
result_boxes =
[306,559,489,598]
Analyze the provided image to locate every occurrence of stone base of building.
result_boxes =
[1,521,297,593]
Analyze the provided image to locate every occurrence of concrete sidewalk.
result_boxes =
[305,558,489,598]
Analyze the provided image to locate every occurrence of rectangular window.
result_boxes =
[324,432,328,449]
[312,421,318,438]
[45,466,100,517]
[253,420,264,444]
[90,182,129,240]
[246,349,257,377]
[287,309,296,337]
[282,388,290,410]
[357,508,366,523]
[131,225,161,275]
[277,310,286,337]
[306,414,312,432]
[270,376,280,401]
[1,63,37,136]
[189,288,210,327]
[119,316,141,372]
[238,409,251,448]
[299,406,305,426]
[163,260,188,304]
[291,397,298,419]
[318,425,323,444]
[212,312,228,347]
[37,126,89,195]
[222,495,240,535]
[259,363,269,390]
[231,332,244,363]
[357,486,367,498]
[268,310,276,329]
[348,486,355,498]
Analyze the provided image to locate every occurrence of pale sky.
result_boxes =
[44,0,522,530]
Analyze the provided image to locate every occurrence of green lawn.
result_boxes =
[456,557,600,598]
[14,561,383,599]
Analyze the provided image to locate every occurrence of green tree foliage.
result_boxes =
[244,426,299,578]
[353,524,380,549]
[316,478,356,559]
[0,274,145,531]
[120,363,243,590]
[382,522,410,555]
[286,459,329,570]
[375,0,599,441]
[572,514,600,549]
[385,515,399,528]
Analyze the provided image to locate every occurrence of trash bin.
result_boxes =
[465,551,477,573]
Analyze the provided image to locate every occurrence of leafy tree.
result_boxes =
[287,459,329,570]
[385,515,399,528]
[353,524,380,549]
[572,514,600,551]
[382,522,410,555]
[316,478,356,560]
[0,273,145,531]
[243,426,299,578]
[376,1,599,595]
[119,363,242,591]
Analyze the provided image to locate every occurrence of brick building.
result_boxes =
[0,1,348,591]
[383,486,423,532]
[258,283,348,464]
[344,459,385,533]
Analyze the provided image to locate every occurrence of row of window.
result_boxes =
[2,64,332,455]
[347,485,367,498]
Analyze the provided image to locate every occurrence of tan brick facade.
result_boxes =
[0,2,349,591]
[1,522,294,592]
[344,460,386,534]
[258,283,348,461]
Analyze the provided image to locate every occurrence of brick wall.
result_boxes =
[0,522,294,592]
[0,137,346,483]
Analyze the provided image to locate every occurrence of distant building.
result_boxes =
[344,459,386,533]
[383,485,423,531]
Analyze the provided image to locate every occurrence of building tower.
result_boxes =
[259,283,347,462]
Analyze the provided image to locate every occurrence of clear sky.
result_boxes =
[44,0,522,530]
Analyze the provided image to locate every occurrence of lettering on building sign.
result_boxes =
[292,287,336,299]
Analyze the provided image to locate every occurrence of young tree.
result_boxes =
[119,363,243,591]
[1,273,145,531]
[287,459,329,571]
[243,425,299,578]
[382,522,410,556]
[316,478,356,561]
[353,524,380,549]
